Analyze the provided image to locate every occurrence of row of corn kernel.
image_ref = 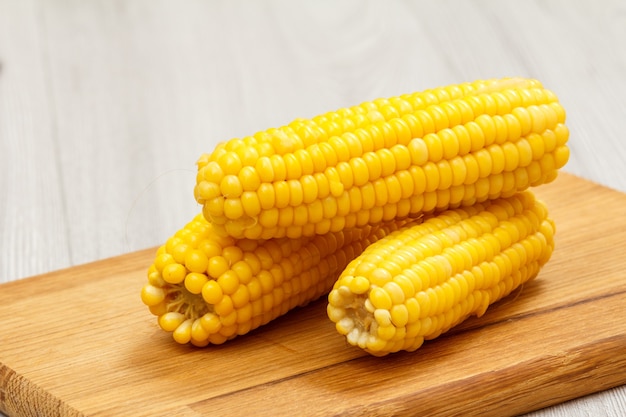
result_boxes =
[196,89,559,187]
[202,78,546,163]
[200,108,565,202]
[202,143,565,240]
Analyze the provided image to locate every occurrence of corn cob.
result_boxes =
[140,214,415,346]
[194,77,569,240]
[326,191,554,356]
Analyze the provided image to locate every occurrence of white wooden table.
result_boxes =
[1,1,625,415]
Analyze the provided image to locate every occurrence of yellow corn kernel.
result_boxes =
[327,191,555,355]
[195,78,568,239]
[141,284,165,306]
[141,213,415,346]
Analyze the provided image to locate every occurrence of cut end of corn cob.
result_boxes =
[194,77,569,240]
[140,213,416,346]
[327,191,555,356]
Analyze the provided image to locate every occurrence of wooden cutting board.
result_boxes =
[1,172,625,417]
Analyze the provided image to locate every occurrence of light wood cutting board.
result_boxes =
[1,172,625,417]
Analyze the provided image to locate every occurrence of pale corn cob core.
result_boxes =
[326,191,555,356]
[194,77,569,240]
[140,215,413,346]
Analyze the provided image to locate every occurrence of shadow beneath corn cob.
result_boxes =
[443,279,546,336]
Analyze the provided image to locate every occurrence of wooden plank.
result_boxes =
[1,172,626,417]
